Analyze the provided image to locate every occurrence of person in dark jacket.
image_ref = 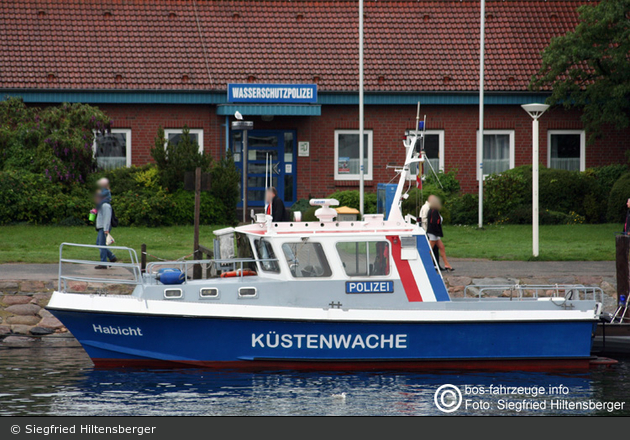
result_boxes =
[624,198,630,234]
[265,187,289,222]
[426,197,453,271]
[94,189,117,269]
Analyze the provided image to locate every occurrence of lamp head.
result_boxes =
[521,103,550,120]
[234,111,243,120]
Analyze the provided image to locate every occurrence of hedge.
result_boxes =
[0,167,236,227]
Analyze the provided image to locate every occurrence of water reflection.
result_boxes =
[0,348,628,416]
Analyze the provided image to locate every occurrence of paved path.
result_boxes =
[0,259,616,281]
[447,258,615,279]
[0,263,135,282]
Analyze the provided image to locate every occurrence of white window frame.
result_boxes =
[92,128,132,167]
[334,129,373,181]
[476,129,515,180]
[547,130,586,172]
[405,130,445,180]
[164,128,204,154]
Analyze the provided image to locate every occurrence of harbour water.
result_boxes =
[1,347,628,416]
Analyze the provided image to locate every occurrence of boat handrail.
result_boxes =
[58,242,142,292]
[145,257,279,282]
[463,284,604,303]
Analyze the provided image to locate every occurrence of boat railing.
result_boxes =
[58,243,143,292]
[463,284,604,303]
[145,257,278,282]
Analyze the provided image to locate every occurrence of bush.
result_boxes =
[450,193,479,225]
[424,169,460,196]
[151,126,211,192]
[484,170,530,222]
[501,205,585,225]
[498,205,584,225]
[291,198,311,213]
[584,164,628,223]
[0,98,111,184]
[539,168,594,216]
[0,170,91,225]
[607,172,630,222]
[327,190,377,214]
[209,152,240,224]
[302,206,318,222]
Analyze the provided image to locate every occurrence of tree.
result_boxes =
[530,0,630,142]
[150,126,211,192]
[0,97,111,183]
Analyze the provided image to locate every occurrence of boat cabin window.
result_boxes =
[282,242,332,278]
[336,241,390,277]
[253,239,280,273]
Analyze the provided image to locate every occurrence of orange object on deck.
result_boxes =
[220,269,257,278]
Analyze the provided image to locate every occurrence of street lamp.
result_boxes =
[521,103,550,257]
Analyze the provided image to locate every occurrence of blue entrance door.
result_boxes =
[232,130,297,208]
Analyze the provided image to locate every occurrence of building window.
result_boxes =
[335,241,390,277]
[282,242,332,278]
[405,130,444,178]
[93,129,131,170]
[478,130,515,178]
[164,128,204,153]
[334,130,373,181]
[548,130,585,172]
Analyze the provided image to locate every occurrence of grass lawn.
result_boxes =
[0,225,228,264]
[0,223,620,263]
[442,223,619,261]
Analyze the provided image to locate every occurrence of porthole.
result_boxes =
[200,287,219,299]
[238,287,258,298]
[164,288,182,299]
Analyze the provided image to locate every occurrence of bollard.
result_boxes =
[615,234,630,306]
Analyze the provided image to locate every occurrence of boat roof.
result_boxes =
[234,215,422,238]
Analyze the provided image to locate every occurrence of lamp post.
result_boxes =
[521,103,550,257]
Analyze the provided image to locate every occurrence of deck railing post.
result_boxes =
[141,243,147,274]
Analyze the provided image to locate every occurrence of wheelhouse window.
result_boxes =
[93,129,131,170]
[336,241,390,277]
[405,130,444,177]
[479,130,515,178]
[548,130,585,171]
[334,129,373,181]
[253,239,280,273]
[282,242,332,278]
[164,128,204,153]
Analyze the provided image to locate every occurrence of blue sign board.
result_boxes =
[227,83,317,104]
[346,281,394,294]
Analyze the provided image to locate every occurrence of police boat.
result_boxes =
[47,129,606,371]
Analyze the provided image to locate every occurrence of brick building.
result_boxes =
[1,0,628,206]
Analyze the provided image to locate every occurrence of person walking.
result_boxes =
[426,197,454,272]
[94,189,117,269]
[419,194,435,231]
[265,187,289,222]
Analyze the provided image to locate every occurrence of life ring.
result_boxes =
[220,269,257,278]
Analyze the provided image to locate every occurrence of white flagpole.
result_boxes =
[359,0,365,218]
[478,0,485,228]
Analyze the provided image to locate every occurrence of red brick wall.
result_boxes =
[99,104,225,164]
[92,103,630,198]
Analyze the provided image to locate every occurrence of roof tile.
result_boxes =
[0,0,588,92]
